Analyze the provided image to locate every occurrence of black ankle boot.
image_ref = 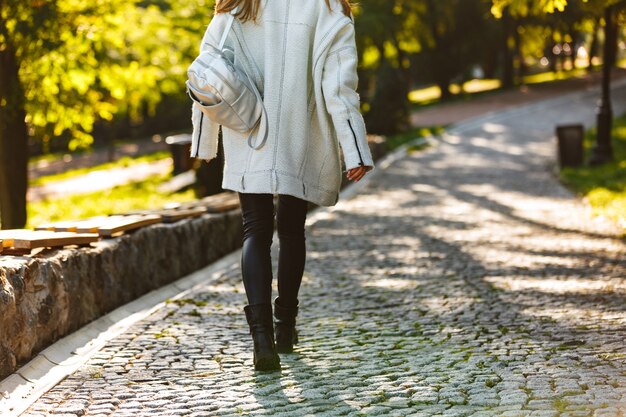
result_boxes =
[244,304,281,371]
[274,298,299,354]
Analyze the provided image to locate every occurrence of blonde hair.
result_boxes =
[215,0,351,22]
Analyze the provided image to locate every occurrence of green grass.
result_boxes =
[523,68,589,85]
[26,172,198,229]
[385,126,445,151]
[166,298,208,307]
[560,115,626,229]
[30,150,172,187]
[409,79,502,106]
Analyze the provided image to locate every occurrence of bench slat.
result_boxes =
[0,229,37,247]
[89,214,162,237]
[12,232,100,249]
[0,230,99,250]
[36,216,109,232]
[157,208,206,223]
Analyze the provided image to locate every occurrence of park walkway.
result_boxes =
[19,82,626,416]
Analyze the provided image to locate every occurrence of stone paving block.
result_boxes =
[526,399,556,410]
[467,396,499,407]
[500,411,529,417]
[560,412,592,417]
[528,411,562,417]
[593,408,621,417]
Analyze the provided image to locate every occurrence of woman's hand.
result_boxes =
[346,165,372,182]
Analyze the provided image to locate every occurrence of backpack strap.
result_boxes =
[219,10,236,50]
[217,8,269,151]
[245,74,269,151]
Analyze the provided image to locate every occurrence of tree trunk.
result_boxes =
[588,17,600,70]
[513,18,526,81]
[589,5,615,165]
[501,8,515,89]
[424,0,453,100]
[607,9,619,69]
[568,26,579,70]
[437,79,452,101]
[0,21,29,229]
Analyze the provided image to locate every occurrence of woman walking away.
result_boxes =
[189,0,374,372]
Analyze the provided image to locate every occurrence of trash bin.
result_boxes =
[556,124,584,168]
[165,134,193,175]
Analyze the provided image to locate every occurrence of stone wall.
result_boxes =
[0,211,243,380]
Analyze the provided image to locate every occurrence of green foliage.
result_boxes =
[357,0,499,133]
[491,0,569,17]
[523,68,590,84]
[1,0,215,151]
[560,115,626,228]
[491,0,625,18]
[2,0,623,151]
[409,79,503,107]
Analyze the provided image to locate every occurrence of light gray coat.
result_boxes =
[189,0,374,206]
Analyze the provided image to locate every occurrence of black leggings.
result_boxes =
[238,193,308,308]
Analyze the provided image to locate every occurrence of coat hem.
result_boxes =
[222,170,339,207]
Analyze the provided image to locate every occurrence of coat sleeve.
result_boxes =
[189,15,226,161]
[321,22,374,173]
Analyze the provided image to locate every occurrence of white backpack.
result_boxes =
[186,12,268,150]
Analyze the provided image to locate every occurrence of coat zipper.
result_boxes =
[194,112,204,158]
[347,118,364,166]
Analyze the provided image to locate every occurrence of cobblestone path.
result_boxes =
[21,85,626,416]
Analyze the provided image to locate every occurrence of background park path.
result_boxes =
[18,81,626,416]
[409,68,626,126]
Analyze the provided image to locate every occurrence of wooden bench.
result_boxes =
[0,193,240,256]
[0,229,99,255]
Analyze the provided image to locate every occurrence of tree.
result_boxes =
[492,0,625,165]
[0,0,56,229]
[417,0,495,98]
[355,0,497,133]
[0,0,215,229]
[355,0,415,134]
[589,2,624,164]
